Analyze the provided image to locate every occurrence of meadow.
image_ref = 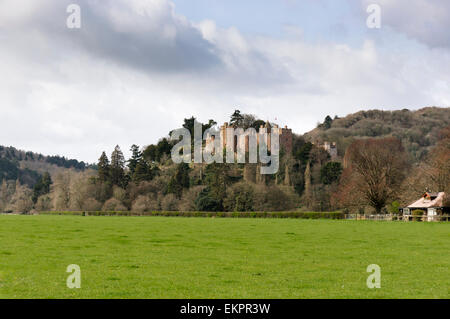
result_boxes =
[0,215,448,299]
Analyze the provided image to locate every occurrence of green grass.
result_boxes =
[0,215,448,299]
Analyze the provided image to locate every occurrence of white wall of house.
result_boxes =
[427,208,437,221]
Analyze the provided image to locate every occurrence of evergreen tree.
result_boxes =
[320,162,343,185]
[97,152,110,182]
[323,115,333,129]
[230,109,244,128]
[167,163,190,199]
[205,163,231,210]
[32,172,52,203]
[133,161,154,183]
[295,142,313,165]
[127,144,142,176]
[110,145,126,187]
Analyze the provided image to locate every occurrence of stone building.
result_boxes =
[213,121,293,155]
[322,141,338,159]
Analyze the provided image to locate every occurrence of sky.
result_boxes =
[0,0,449,162]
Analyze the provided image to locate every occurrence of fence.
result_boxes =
[345,214,450,222]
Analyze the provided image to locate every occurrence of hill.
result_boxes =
[0,146,93,187]
[303,107,450,162]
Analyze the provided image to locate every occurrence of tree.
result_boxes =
[206,163,231,207]
[195,187,222,211]
[428,126,450,191]
[143,138,172,163]
[251,120,266,130]
[223,182,254,212]
[320,162,342,185]
[167,163,190,199]
[230,110,244,128]
[242,114,256,129]
[295,142,313,165]
[323,115,333,129]
[128,144,154,183]
[181,117,216,137]
[194,163,231,211]
[341,137,408,213]
[102,198,127,211]
[110,145,126,187]
[54,172,72,210]
[304,161,312,208]
[133,161,154,183]
[32,172,52,203]
[97,152,110,182]
[0,179,13,211]
[127,144,142,176]
[8,181,33,213]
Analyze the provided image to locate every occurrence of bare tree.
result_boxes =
[341,137,408,213]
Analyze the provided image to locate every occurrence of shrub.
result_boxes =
[132,195,159,212]
[253,185,296,211]
[102,198,127,211]
[223,183,254,212]
[83,198,102,211]
[179,186,204,211]
[412,209,424,216]
[160,194,179,211]
[35,195,53,211]
[195,188,222,211]
[388,201,400,214]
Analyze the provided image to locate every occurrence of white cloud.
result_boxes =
[0,0,449,162]
[361,0,450,48]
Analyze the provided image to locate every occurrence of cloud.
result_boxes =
[0,0,221,73]
[361,0,450,48]
[0,0,449,162]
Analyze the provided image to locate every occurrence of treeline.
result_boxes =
[307,107,450,161]
[0,145,91,190]
[45,155,89,170]
[2,111,342,213]
[1,108,449,215]
[0,146,90,170]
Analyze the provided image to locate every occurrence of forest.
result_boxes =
[0,107,449,214]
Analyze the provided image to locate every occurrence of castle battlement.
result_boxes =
[210,121,293,154]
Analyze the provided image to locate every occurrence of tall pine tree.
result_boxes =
[97,152,110,182]
[127,144,142,176]
[110,145,126,187]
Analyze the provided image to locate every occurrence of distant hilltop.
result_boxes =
[303,107,450,162]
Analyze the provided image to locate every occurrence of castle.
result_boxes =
[206,121,293,155]
[322,141,338,159]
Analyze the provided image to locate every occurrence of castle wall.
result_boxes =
[210,122,293,156]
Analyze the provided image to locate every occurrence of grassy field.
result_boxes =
[0,215,448,299]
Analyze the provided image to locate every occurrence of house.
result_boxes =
[402,192,449,221]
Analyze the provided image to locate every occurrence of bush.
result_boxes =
[132,195,159,212]
[40,210,346,219]
[35,195,52,211]
[83,198,102,211]
[102,198,127,211]
[179,186,204,211]
[195,188,222,211]
[388,201,400,214]
[223,183,254,212]
[412,209,424,216]
[160,194,179,211]
[253,185,296,211]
